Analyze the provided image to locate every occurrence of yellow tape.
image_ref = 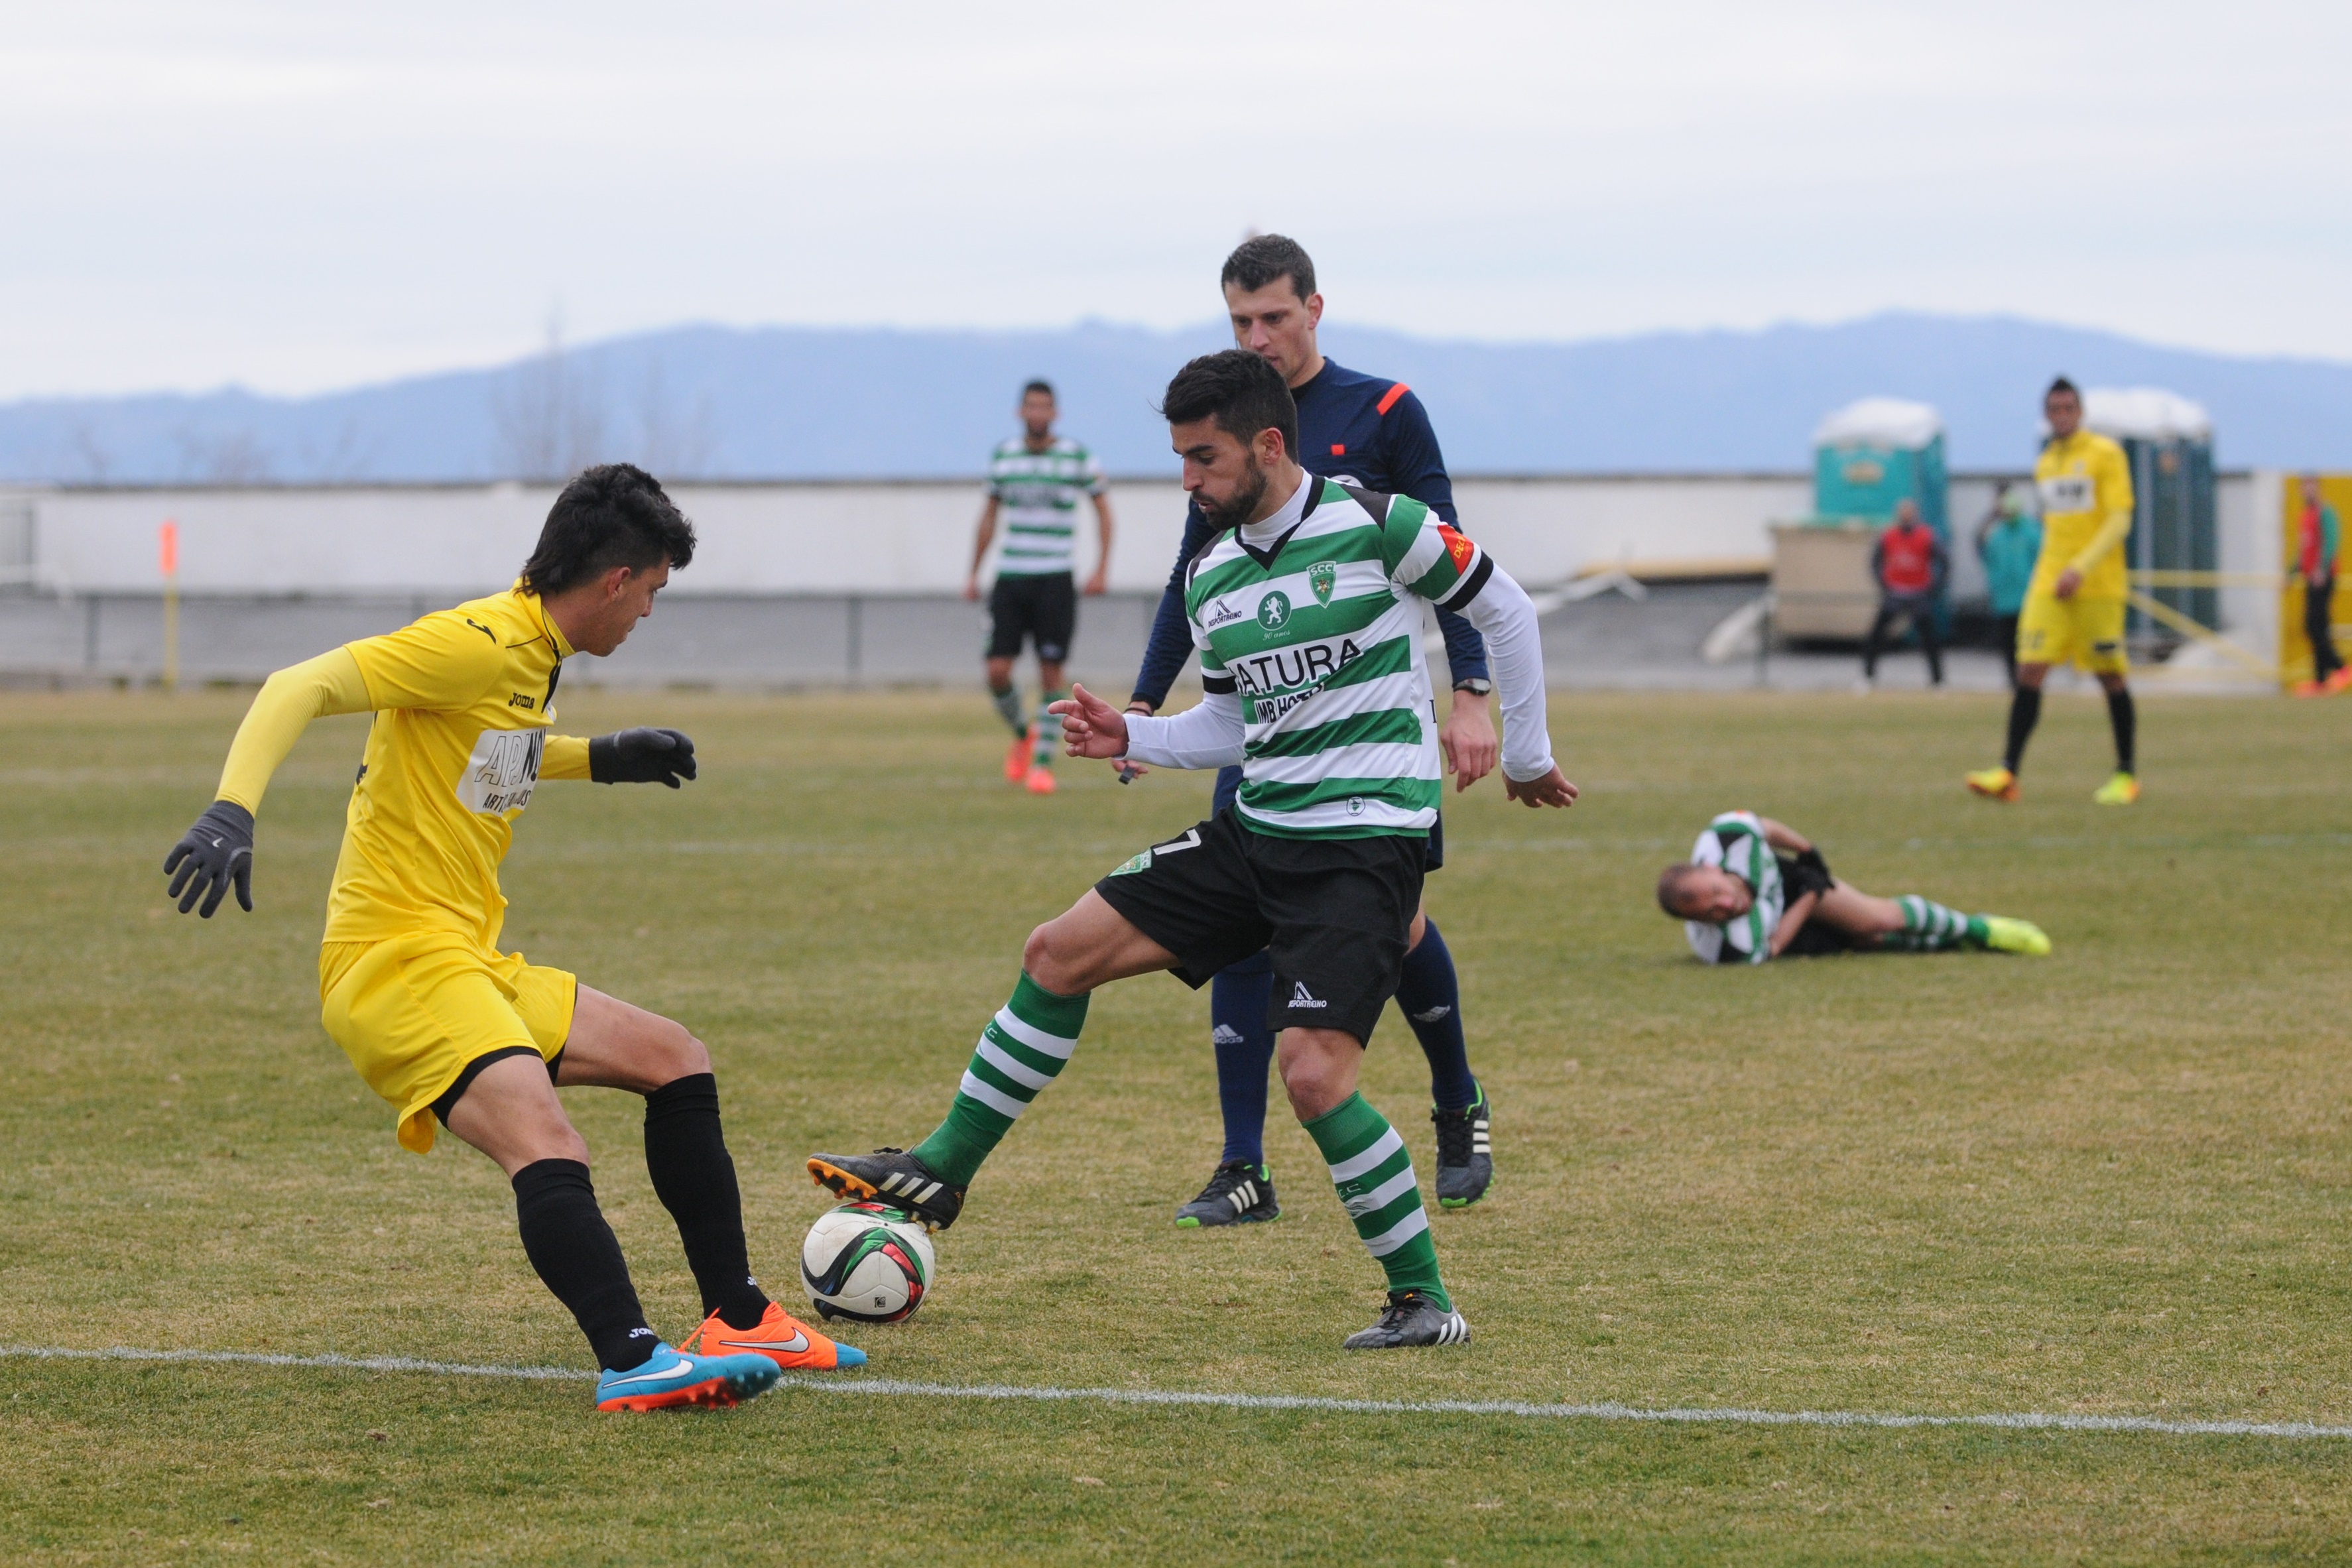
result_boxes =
[2124,590,2278,677]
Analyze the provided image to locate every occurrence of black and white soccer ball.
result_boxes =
[801,1201,935,1323]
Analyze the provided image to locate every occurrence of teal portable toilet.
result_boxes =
[1812,398,1948,533]
[2079,387,2216,641]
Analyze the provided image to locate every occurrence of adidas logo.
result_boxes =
[1410,1004,1453,1024]
[879,1171,944,1206]
[1288,982,1327,1010]
[1210,1024,1246,1046]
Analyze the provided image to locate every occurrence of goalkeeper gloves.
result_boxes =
[164,800,255,918]
[588,727,697,788]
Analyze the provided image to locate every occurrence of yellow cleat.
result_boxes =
[1978,916,2052,957]
[1965,766,2019,802]
[2092,772,2140,806]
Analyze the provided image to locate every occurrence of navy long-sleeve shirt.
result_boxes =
[1128,357,1489,710]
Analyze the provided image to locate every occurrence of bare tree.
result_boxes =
[491,311,609,481]
[173,424,275,483]
[633,355,719,480]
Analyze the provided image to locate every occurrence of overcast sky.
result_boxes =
[4,1,2349,398]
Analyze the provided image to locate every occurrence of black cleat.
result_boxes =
[1174,1160,1280,1228]
[1432,1081,1494,1209]
[1342,1289,1471,1349]
[807,1148,963,1232]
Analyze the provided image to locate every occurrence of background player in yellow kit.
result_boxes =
[161,464,863,1412]
[1966,378,2141,806]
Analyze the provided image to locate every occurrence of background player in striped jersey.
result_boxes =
[810,351,1574,1349]
[1658,811,2050,963]
[1124,234,1502,1229]
[966,379,1115,796]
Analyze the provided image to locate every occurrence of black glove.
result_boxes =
[164,800,255,917]
[588,727,697,788]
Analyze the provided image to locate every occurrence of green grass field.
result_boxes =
[6,683,2352,1565]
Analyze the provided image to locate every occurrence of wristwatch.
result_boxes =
[1451,678,1492,697]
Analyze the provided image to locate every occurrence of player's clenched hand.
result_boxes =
[164,800,255,917]
[1050,684,1129,759]
[588,727,697,788]
[1503,766,1578,810]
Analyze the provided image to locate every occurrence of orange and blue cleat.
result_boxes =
[593,1342,780,1412]
[678,1301,865,1370]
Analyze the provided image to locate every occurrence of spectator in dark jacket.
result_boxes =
[1862,499,1948,688]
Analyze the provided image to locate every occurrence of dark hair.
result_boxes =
[1221,233,1316,303]
[1656,863,1702,916]
[2046,376,2080,400]
[1022,379,1055,400]
[519,463,696,597]
[1160,349,1297,462]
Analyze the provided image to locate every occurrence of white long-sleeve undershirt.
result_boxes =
[1123,558,1556,782]
[1123,689,1246,770]
[1454,562,1554,782]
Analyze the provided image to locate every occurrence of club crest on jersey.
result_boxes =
[1257,591,1292,631]
[1437,523,1477,573]
[1308,561,1337,607]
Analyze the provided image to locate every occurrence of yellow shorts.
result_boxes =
[319,933,576,1154]
[2016,593,2129,675]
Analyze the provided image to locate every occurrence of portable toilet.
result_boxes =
[1772,398,1950,638]
[1813,398,1948,532]
[2077,387,2216,640]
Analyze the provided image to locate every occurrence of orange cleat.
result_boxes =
[679,1301,865,1370]
[1005,728,1035,782]
[2292,679,2325,697]
[1964,766,2020,802]
[1024,763,1058,795]
[2328,668,2352,694]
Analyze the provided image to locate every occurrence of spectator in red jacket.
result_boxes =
[1861,500,1948,688]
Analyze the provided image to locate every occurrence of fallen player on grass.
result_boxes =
[1656,811,2050,964]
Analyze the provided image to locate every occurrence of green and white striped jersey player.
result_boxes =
[1663,810,2054,963]
[1682,812,1784,964]
[808,349,1574,1351]
[985,435,1105,577]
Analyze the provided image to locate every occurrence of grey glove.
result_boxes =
[588,727,697,788]
[164,800,255,917]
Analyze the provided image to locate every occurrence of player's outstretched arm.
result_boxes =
[164,646,373,917]
[1064,681,1247,770]
[1757,817,1813,854]
[1768,890,1821,957]
[1050,684,1131,759]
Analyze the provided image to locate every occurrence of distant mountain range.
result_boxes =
[4,312,2347,484]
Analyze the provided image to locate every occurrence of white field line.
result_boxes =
[5,1345,2350,1441]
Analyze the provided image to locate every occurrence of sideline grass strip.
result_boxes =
[10,1345,2350,1441]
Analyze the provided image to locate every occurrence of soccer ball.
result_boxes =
[800,1201,934,1323]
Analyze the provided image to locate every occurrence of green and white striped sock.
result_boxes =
[910,975,1088,1187]
[1892,895,1985,952]
[1303,1092,1449,1310]
[989,684,1026,737]
[1033,688,1069,765]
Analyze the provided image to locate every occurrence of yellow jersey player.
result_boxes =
[1966,378,2140,805]
[161,465,863,1412]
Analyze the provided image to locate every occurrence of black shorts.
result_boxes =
[987,573,1076,664]
[1093,809,1426,1046]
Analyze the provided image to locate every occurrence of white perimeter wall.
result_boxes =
[3,472,2269,635]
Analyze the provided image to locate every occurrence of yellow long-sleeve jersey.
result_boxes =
[214,586,591,953]
[2030,431,2136,599]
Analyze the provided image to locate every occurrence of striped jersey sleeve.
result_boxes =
[1375,493,1493,611]
[1685,811,1782,965]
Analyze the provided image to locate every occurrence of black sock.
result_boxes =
[644,1073,771,1331]
[2105,686,2136,774]
[511,1158,656,1372]
[2003,686,2043,774]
